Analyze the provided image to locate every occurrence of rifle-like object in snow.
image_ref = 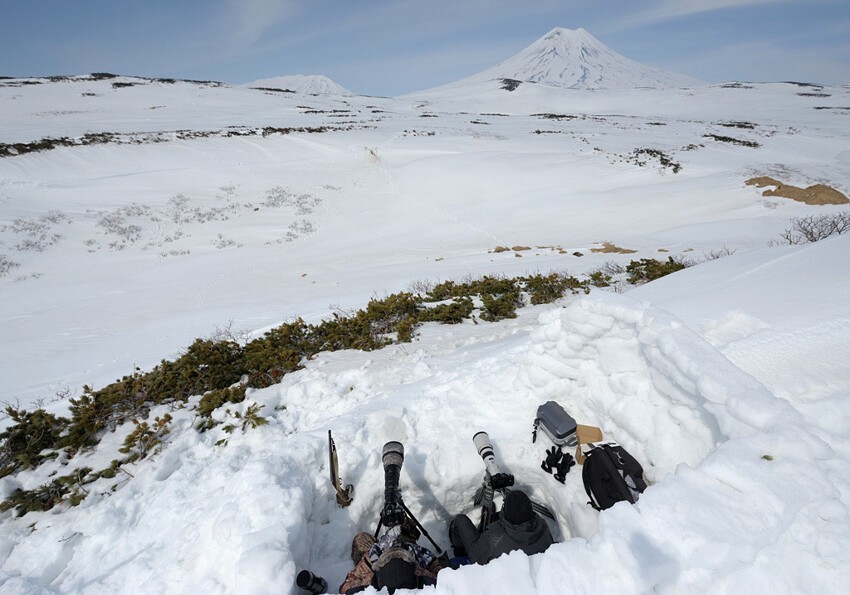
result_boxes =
[329,430,354,507]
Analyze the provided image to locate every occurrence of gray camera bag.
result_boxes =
[533,401,578,446]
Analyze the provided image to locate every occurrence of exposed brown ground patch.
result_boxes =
[491,245,531,253]
[746,177,849,205]
[591,242,637,254]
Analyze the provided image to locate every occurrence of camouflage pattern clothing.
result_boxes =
[339,527,442,594]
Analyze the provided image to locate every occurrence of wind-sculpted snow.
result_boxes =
[527,301,830,453]
[533,300,723,466]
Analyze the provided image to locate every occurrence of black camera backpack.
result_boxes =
[582,442,647,510]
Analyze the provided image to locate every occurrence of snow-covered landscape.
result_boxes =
[1,28,849,593]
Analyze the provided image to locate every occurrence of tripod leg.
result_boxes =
[532,501,556,520]
[399,500,443,555]
[476,482,495,532]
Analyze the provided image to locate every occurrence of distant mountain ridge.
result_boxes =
[245,74,352,95]
[436,27,701,91]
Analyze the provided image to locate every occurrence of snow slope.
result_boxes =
[1,236,848,593]
[1,46,850,593]
[2,76,848,408]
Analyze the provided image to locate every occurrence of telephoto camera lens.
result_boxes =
[472,431,514,489]
[473,431,500,477]
[473,431,494,461]
[296,569,328,594]
[381,441,405,528]
[382,440,405,471]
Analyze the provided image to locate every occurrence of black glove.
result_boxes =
[554,452,576,483]
[541,446,562,473]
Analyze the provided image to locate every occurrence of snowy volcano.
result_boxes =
[441,27,701,91]
[245,74,352,95]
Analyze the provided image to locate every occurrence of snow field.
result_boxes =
[2,71,850,593]
[5,258,849,593]
[3,79,849,406]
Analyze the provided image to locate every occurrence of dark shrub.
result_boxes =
[244,319,311,388]
[420,297,474,324]
[197,386,247,431]
[0,407,67,477]
[626,257,688,284]
[523,273,589,304]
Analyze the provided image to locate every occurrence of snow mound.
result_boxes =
[437,27,701,91]
[245,74,352,95]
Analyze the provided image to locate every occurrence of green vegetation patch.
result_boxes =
[0,407,67,477]
[626,257,688,284]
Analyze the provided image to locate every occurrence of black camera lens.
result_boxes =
[381,441,406,528]
[296,569,328,594]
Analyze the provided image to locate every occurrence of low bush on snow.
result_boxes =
[119,414,173,462]
[773,211,850,245]
[626,257,689,284]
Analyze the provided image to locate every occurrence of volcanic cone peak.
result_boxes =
[463,27,701,90]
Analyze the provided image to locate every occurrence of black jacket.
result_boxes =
[452,513,554,565]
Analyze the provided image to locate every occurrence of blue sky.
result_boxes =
[3,0,848,95]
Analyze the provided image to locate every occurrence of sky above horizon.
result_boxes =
[3,0,849,95]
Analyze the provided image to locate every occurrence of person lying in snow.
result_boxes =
[449,489,554,565]
[339,522,442,594]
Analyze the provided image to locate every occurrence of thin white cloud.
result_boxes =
[618,0,790,28]
[223,0,294,47]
